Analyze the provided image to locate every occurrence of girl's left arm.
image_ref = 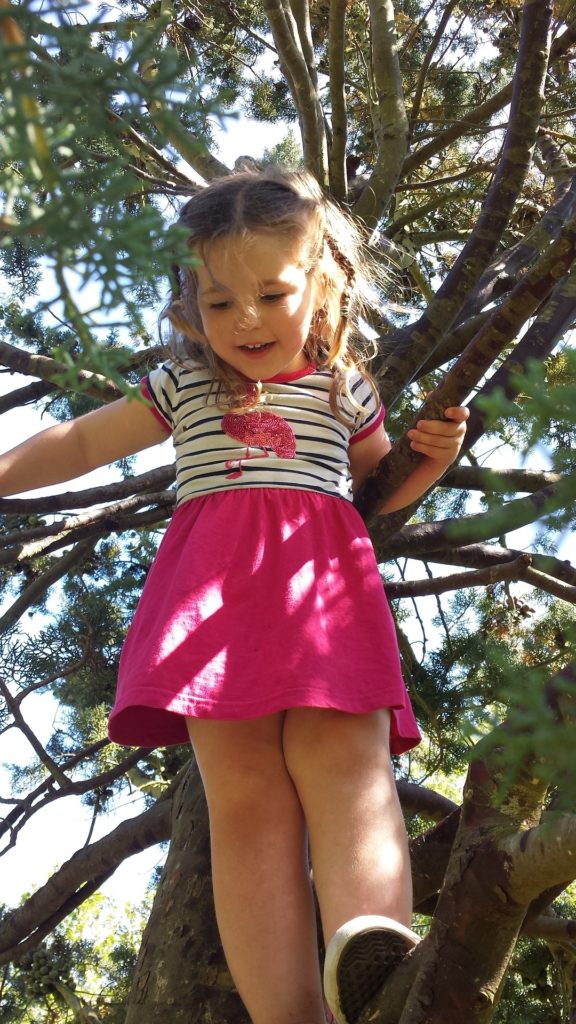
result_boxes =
[349,407,469,513]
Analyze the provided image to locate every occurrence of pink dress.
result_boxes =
[108,362,421,756]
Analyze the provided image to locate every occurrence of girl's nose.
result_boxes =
[235,303,262,331]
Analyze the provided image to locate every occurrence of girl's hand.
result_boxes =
[407,406,469,467]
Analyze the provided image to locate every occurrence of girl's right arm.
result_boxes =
[0,395,170,497]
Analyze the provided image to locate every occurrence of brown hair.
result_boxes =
[162,168,383,419]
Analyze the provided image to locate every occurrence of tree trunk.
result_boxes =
[125,764,249,1024]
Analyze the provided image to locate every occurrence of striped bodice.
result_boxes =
[144,361,383,506]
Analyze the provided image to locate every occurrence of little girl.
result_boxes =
[0,170,467,1024]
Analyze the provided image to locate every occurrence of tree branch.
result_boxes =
[537,131,575,193]
[521,567,576,604]
[352,0,409,228]
[394,162,495,193]
[374,475,576,557]
[262,0,327,182]
[4,871,118,964]
[0,540,98,634]
[521,914,576,943]
[105,108,199,189]
[440,466,561,494]
[458,171,576,324]
[390,665,576,1022]
[384,309,493,380]
[0,341,122,401]
[0,677,72,788]
[0,739,110,842]
[399,14,576,180]
[462,261,576,453]
[0,792,173,960]
[0,499,173,572]
[385,555,533,599]
[396,780,458,822]
[375,0,554,409]
[0,492,174,564]
[0,465,175,514]
[408,0,459,138]
[0,748,154,855]
[505,810,576,902]
[290,0,318,89]
[0,378,57,414]
[395,542,576,588]
[357,212,576,530]
[328,0,347,199]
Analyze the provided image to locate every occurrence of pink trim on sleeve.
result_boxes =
[140,377,172,433]
[349,404,385,445]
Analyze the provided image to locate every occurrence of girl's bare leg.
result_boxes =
[186,714,326,1024]
[282,708,412,943]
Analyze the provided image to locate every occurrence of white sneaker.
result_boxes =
[323,915,420,1024]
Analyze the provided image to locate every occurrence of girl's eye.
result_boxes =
[210,301,232,310]
[260,293,285,303]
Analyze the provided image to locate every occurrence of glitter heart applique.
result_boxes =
[221,411,296,479]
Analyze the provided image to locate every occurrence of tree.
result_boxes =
[0,0,575,1021]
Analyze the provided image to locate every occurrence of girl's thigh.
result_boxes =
[281,707,401,849]
[186,712,290,805]
[282,708,411,934]
[283,706,393,780]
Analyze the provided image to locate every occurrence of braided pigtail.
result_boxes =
[324,235,356,363]
[314,231,381,426]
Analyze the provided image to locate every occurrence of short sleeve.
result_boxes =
[348,374,385,445]
[142,363,179,433]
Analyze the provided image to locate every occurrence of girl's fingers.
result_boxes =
[410,420,467,437]
[409,434,459,451]
[414,408,469,429]
[407,407,468,460]
[443,406,470,421]
[410,442,454,458]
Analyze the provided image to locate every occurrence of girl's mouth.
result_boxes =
[240,342,274,356]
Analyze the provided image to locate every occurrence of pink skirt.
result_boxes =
[109,489,421,755]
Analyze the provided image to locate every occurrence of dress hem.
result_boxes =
[108,689,421,756]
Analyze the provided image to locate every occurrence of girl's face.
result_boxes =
[195,233,322,379]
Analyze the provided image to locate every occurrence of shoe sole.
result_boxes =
[324,917,419,1024]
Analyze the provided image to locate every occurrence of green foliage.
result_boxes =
[477,351,576,478]
[247,76,294,122]
[0,0,216,385]
[261,130,303,170]
[432,587,576,809]
[498,931,576,1024]
[1,892,151,1023]
[395,574,576,789]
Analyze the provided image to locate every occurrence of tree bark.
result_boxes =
[125,763,249,1023]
